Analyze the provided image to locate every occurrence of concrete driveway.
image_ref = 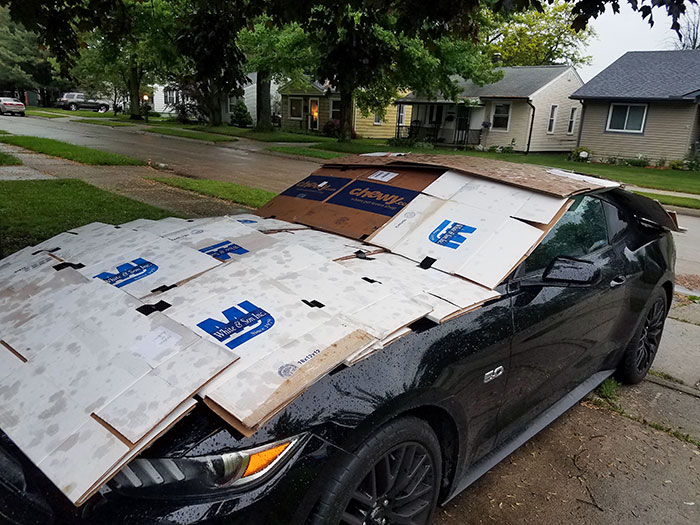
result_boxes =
[0,115,317,192]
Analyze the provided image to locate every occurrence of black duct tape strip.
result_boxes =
[354,250,375,260]
[53,262,85,271]
[419,257,436,269]
[302,299,325,308]
[362,277,381,284]
[136,300,172,316]
[150,283,177,294]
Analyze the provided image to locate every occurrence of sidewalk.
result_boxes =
[0,143,249,218]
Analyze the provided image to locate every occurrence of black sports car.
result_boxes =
[0,182,675,524]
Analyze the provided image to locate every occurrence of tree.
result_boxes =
[172,0,251,126]
[238,17,316,131]
[486,2,595,67]
[671,3,700,48]
[0,6,41,94]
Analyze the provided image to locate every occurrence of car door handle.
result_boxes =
[610,276,626,288]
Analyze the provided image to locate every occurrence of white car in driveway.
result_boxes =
[0,97,26,116]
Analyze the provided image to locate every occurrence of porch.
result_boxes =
[394,102,484,146]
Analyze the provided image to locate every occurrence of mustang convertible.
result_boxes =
[0,156,676,525]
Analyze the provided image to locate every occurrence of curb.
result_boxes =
[646,374,700,398]
[665,205,700,218]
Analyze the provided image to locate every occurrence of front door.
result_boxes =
[309,98,319,131]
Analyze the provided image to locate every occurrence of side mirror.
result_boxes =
[542,256,600,286]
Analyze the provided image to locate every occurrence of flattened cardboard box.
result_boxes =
[257,166,444,240]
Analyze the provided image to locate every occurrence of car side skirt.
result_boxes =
[445,369,615,503]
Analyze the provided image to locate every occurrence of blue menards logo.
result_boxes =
[197,301,275,350]
[428,220,477,250]
[94,258,158,287]
[199,240,249,261]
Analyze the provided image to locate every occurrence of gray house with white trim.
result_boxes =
[396,65,583,152]
[572,50,700,163]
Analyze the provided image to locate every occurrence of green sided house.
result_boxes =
[571,50,700,163]
[395,65,583,152]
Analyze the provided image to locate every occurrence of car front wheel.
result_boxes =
[69,103,78,111]
[98,104,108,113]
[617,290,668,384]
[310,416,442,525]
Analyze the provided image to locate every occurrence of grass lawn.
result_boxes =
[0,152,21,165]
[0,136,145,165]
[25,109,67,119]
[73,119,135,127]
[0,179,172,256]
[268,145,345,159]
[634,191,700,210]
[0,135,146,166]
[151,177,276,208]
[145,127,236,142]
[196,126,336,143]
[25,107,114,118]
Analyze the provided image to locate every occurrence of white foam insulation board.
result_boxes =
[0,154,679,508]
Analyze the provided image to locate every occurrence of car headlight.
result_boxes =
[107,435,304,496]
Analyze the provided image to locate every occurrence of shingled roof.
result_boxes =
[572,50,700,101]
[397,65,572,103]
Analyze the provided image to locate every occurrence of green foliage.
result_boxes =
[595,378,620,403]
[485,2,595,67]
[150,177,276,208]
[145,127,237,142]
[0,136,144,165]
[623,156,651,167]
[0,152,21,165]
[0,179,171,256]
[655,157,667,168]
[669,159,686,170]
[229,100,253,128]
[568,146,592,162]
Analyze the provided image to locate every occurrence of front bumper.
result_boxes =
[1,432,348,525]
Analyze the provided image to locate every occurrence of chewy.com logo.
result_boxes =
[428,220,477,250]
[197,301,275,350]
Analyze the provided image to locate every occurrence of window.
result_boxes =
[397,104,406,126]
[547,105,558,134]
[567,107,577,135]
[165,89,178,106]
[521,196,609,275]
[606,103,647,133]
[331,99,341,121]
[289,97,303,120]
[373,113,382,125]
[491,103,510,130]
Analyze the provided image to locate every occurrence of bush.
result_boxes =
[322,119,341,138]
[170,100,205,124]
[386,136,433,148]
[568,146,592,162]
[623,156,650,167]
[604,156,619,165]
[655,157,667,168]
[230,99,253,128]
[412,140,434,150]
[669,159,686,170]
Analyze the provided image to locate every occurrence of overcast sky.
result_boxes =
[578,4,679,81]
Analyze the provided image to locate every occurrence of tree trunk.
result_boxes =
[128,62,142,120]
[338,89,354,142]
[207,91,223,126]
[255,71,273,132]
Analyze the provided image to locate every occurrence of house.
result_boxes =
[571,50,700,163]
[396,65,583,152]
[278,79,411,138]
[152,73,280,124]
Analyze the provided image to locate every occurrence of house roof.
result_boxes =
[397,65,572,104]
[279,78,336,96]
[572,50,700,101]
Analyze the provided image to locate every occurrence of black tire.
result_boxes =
[617,290,668,384]
[310,417,442,525]
[69,103,78,111]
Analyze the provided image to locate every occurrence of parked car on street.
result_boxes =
[0,156,678,525]
[56,92,110,112]
[0,97,26,116]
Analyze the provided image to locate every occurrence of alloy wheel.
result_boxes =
[340,442,437,525]
[635,296,666,373]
